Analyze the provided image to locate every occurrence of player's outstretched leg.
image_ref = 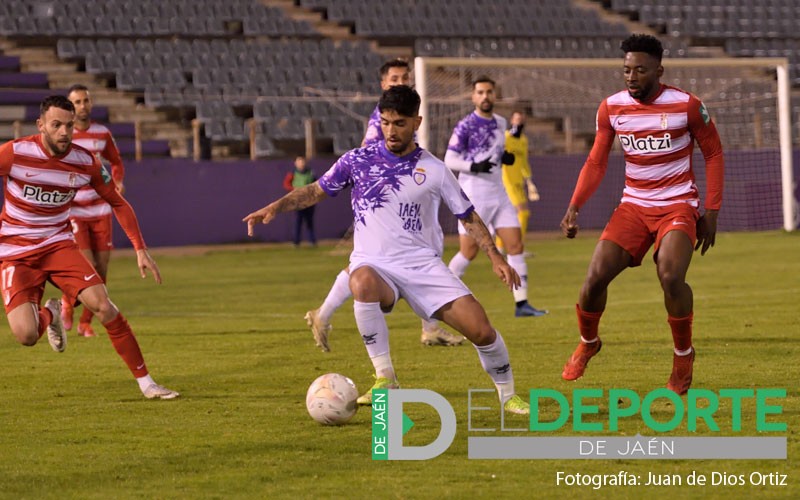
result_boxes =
[420,318,465,346]
[440,295,529,415]
[304,269,352,351]
[102,313,179,400]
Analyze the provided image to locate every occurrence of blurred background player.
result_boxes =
[282,155,317,247]
[245,85,529,414]
[60,84,125,337]
[445,77,547,318]
[0,95,178,399]
[559,34,724,395]
[496,111,540,253]
[305,59,465,350]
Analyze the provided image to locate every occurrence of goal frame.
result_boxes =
[414,56,795,232]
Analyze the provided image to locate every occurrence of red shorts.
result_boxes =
[1,241,105,313]
[600,202,699,267]
[71,215,114,252]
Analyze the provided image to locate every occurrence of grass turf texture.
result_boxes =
[0,231,797,499]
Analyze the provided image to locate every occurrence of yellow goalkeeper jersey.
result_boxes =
[502,131,531,186]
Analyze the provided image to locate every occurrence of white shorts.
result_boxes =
[457,194,520,235]
[349,257,472,320]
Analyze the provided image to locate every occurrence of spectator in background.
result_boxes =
[283,156,317,247]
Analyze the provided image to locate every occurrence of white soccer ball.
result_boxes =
[306,373,359,425]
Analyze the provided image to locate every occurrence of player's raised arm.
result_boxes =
[460,210,521,290]
[243,181,328,237]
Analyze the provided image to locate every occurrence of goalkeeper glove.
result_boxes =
[501,151,515,165]
[470,159,495,173]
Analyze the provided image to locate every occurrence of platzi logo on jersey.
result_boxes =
[619,133,672,153]
[371,388,787,461]
[22,186,75,206]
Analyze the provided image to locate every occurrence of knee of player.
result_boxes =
[13,328,39,346]
[658,270,685,294]
[468,324,497,346]
[505,241,524,255]
[88,297,119,318]
[348,274,378,301]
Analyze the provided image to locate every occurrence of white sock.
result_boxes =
[473,331,515,404]
[448,251,471,278]
[319,270,352,322]
[421,318,438,331]
[354,300,394,379]
[507,253,528,303]
[136,374,155,392]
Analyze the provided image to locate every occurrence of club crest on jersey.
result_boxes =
[22,185,75,206]
[68,172,79,187]
[413,168,427,185]
[618,133,672,153]
[660,113,668,129]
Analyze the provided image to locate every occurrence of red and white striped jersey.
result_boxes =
[0,135,144,260]
[570,84,724,211]
[70,122,124,220]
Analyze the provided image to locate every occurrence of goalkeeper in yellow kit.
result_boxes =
[497,111,539,252]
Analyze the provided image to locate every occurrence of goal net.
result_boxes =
[415,57,796,233]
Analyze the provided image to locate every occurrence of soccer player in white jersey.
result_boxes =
[245,86,530,414]
[61,84,125,337]
[305,59,465,349]
[0,95,178,399]
[445,77,548,318]
[559,34,724,395]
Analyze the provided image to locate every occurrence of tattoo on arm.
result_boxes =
[461,211,501,257]
[274,182,326,212]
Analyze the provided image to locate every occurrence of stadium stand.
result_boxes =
[0,0,798,159]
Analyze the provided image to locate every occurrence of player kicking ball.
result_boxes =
[245,86,529,414]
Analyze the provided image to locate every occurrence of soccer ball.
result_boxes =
[306,373,359,425]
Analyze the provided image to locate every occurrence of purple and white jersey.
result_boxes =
[446,111,508,200]
[363,104,383,146]
[319,142,474,266]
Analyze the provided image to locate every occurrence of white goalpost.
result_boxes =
[415,56,796,232]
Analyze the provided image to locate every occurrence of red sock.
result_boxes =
[79,307,94,324]
[576,304,602,342]
[668,313,693,352]
[37,307,53,339]
[103,313,148,378]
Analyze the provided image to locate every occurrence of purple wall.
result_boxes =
[94,149,798,248]
[112,158,351,248]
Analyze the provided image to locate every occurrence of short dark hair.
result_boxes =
[378,85,420,117]
[620,34,663,62]
[472,76,495,89]
[67,83,89,95]
[379,59,410,78]
[40,95,75,116]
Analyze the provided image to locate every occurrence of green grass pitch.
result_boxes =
[0,231,797,499]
